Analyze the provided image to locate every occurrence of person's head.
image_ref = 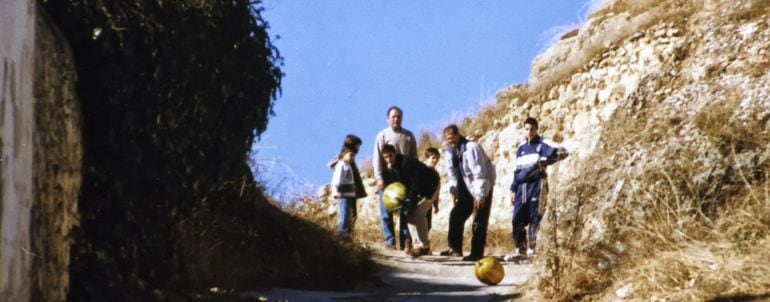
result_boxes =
[524,117,539,141]
[343,134,362,153]
[443,124,462,147]
[386,106,404,131]
[381,144,397,167]
[424,147,440,169]
[341,143,357,163]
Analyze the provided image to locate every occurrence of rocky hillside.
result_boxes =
[491,0,770,300]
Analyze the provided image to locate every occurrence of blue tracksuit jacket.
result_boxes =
[510,136,567,208]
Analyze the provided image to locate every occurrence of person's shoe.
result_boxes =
[462,254,483,261]
[439,248,462,257]
[385,243,397,250]
[408,247,431,258]
[503,253,520,262]
[503,253,530,264]
[403,239,413,253]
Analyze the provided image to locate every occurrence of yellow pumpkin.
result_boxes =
[383,182,407,212]
[474,256,504,285]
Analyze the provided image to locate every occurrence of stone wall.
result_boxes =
[30,9,82,302]
[0,0,37,300]
[0,1,82,301]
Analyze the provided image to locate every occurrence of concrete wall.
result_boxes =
[0,0,36,300]
[1,1,81,301]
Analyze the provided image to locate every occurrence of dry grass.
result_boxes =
[287,195,515,255]
[534,79,770,301]
[725,0,770,23]
[417,129,442,155]
[178,193,373,293]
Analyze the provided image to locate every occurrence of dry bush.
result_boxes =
[693,90,768,154]
[417,129,442,155]
[460,103,509,136]
[725,0,770,23]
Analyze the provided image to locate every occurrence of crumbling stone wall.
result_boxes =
[30,9,82,302]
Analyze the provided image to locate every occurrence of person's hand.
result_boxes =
[377,179,385,191]
[473,197,484,211]
[558,147,569,158]
[433,203,439,214]
[510,194,516,206]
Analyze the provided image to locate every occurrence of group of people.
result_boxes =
[329,105,568,262]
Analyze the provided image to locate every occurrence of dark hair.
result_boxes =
[339,143,357,158]
[524,117,539,129]
[345,134,362,145]
[337,135,361,159]
[382,144,397,154]
[425,147,440,158]
[443,124,460,135]
[386,106,403,117]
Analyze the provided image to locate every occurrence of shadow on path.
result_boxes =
[243,246,532,301]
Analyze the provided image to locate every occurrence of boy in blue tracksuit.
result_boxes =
[510,117,568,259]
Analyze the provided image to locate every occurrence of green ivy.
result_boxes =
[39,0,282,299]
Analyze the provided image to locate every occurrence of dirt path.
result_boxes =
[243,247,532,301]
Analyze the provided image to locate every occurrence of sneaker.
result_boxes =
[462,254,483,262]
[439,248,462,257]
[385,243,397,250]
[502,253,519,262]
[503,254,530,264]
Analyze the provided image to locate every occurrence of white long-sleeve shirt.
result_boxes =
[331,161,356,198]
[372,127,417,181]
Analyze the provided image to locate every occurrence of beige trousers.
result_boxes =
[407,196,433,249]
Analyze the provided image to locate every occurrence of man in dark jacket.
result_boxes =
[381,144,440,255]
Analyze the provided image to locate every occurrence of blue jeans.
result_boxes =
[379,190,411,248]
[338,197,357,238]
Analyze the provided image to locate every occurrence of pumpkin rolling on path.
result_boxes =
[474,256,505,285]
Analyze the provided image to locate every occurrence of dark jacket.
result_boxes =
[386,154,440,203]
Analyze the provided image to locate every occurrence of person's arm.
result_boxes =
[372,132,385,190]
[327,156,339,170]
[542,139,569,165]
[331,163,343,198]
[433,183,440,213]
[445,149,458,200]
[466,143,492,200]
[510,169,520,205]
[406,160,421,204]
[408,131,418,157]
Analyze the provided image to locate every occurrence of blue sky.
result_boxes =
[252,1,590,200]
